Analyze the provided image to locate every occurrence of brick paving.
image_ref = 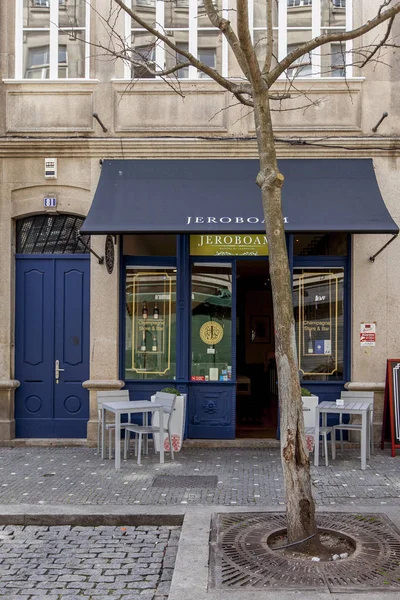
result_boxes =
[0,446,400,507]
[0,524,179,599]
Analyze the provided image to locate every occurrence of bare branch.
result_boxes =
[202,0,250,79]
[267,2,400,84]
[359,16,395,68]
[236,0,264,90]
[233,91,254,107]
[263,0,274,75]
[269,94,291,101]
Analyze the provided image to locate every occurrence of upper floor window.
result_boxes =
[255,0,351,78]
[126,0,228,79]
[15,0,90,79]
[125,0,351,79]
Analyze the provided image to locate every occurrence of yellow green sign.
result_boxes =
[190,234,269,256]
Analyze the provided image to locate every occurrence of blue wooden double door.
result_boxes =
[15,257,90,438]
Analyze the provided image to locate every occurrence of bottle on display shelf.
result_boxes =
[152,335,158,352]
[142,300,148,319]
[140,330,147,352]
[153,302,160,319]
[307,330,313,354]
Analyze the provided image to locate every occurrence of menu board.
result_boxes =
[381,359,400,456]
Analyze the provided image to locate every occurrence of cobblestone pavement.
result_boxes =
[0,524,179,600]
[0,446,400,507]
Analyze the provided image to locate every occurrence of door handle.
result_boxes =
[55,360,65,384]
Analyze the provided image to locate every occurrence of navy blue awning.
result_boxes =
[81,159,398,235]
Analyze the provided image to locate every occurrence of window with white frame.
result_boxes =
[126,0,227,79]
[15,0,90,79]
[125,0,351,79]
[283,0,350,78]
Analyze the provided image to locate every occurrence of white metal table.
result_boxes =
[101,400,164,470]
[314,401,371,471]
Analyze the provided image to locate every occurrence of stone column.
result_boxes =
[83,233,123,445]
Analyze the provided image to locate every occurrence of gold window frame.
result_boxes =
[296,270,341,377]
[130,271,173,375]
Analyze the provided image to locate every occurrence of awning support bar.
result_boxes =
[77,235,104,264]
[369,233,398,263]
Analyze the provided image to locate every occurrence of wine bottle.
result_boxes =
[153,302,159,319]
[142,300,148,319]
[307,330,313,354]
[140,330,147,352]
[152,335,158,352]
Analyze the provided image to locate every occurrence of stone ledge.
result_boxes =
[0,438,91,447]
[0,380,20,390]
[82,380,124,390]
[345,381,385,391]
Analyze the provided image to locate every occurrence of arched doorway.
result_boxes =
[14,214,90,438]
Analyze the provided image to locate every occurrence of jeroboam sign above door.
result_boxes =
[190,234,269,256]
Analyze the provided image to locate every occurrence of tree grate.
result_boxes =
[209,512,400,591]
[152,475,218,488]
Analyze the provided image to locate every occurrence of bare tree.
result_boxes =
[88,0,400,550]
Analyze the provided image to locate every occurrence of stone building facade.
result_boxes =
[0,0,399,445]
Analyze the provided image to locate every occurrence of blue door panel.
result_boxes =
[61,268,85,366]
[16,418,55,438]
[15,262,54,429]
[54,419,88,439]
[22,270,45,366]
[54,261,90,430]
[187,384,235,439]
[15,257,90,438]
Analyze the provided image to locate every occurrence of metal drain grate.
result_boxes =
[152,475,218,488]
[210,512,400,591]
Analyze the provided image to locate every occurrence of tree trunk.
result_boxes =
[253,89,318,544]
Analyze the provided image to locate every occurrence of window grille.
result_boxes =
[332,0,345,7]
[16,214,90,254]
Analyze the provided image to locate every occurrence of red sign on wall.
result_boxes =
[360,323,376,346]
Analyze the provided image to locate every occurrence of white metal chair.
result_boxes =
[302,396,335,467]
[97,389,130,458]
[332,391,374,455]
[123,392,176,465]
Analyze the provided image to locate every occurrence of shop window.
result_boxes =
[293,268,344,381]
[16,0,89,79]
[125,267,177,381]
[191,263,233,382]
[16,214,90,254]
[293,233,348,256]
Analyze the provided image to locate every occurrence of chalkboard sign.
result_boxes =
[381,359,400,456]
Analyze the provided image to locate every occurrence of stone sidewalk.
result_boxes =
[0,445,399,507]
[0,524,179,600]
[1,444,400,600]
